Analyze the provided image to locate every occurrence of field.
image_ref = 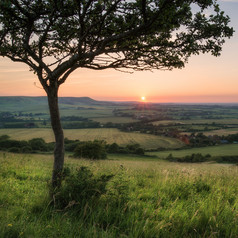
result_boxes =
[0,128,184,149]
[203,128,238,136]
[149,144,238,158]
[153,118,238,126]
[1,152,238,237]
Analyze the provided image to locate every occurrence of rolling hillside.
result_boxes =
[0,96,114,112]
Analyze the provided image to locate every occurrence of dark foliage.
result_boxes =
[74,140,107,160]
[166,153,211,163]
[52,166,114,209]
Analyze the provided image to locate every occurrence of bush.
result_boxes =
[107,143,119,153]
[21,146,32,153]
[74,140,107,160]
[52,166,113,209]
[28,138,48,151]
[65,141,81,152]
[135,147,145,155]
[0,134,10,141]
[126,143,144,155]
[166,153,211,163]
[8,147,21,153]
[0,139,28,150]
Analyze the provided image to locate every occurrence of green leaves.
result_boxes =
[0,0,234,84]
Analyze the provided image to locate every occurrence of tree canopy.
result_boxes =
[0,0,233,91]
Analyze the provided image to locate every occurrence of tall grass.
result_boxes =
[1,152,238,237]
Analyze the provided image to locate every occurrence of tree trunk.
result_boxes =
[47,86,65,190]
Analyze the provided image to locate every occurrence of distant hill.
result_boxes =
[0,96,47,105]
[58,97,98,105]
[0,96,115,112]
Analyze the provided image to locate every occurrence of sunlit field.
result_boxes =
[0,128,184,149]
[1,152,238,237]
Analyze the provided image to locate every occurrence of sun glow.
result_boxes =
[141,96,146,101]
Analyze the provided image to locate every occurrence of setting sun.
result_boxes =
[141,96,146,101]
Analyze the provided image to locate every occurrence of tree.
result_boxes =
[74,140,107,160]
[0,0,233,189]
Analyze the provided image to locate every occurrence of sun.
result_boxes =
[141,96,146,101]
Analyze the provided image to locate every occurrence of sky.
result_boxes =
[0,1,238,103]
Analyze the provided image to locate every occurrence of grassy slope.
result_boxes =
[0,128,184,149]
[1,152,238,237]
[149,144,238,158]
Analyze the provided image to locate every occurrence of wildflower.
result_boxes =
[7,224,13,227]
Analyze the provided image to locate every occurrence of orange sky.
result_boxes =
[0,1,238,103]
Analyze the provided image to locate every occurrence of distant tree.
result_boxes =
[74,140,107,160]
[29,138,48,151]
[0,0,233,189]
[107,143,120,153]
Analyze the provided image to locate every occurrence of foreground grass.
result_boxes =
[1,152,238,237]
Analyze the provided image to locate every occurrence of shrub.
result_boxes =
[0,139,28,150]
[0,134,10,141]
[107,143,119,153]
[21,146,32,153]
[65,141,81,152]
[28,138,48,151]
[135,147,145,155]
[166,153,211,163]
[8,147,21,153]
[74,140,107,159]
[52,166,113,209]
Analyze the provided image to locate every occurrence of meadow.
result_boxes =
[0,128,184,150]
[1,152,238,237]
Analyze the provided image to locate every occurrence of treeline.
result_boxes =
[0,135,53,153]
[189,132,238,147]
[165,153,238,164]
[65,138,145,158]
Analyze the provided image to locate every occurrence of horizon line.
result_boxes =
[0,95,238,104]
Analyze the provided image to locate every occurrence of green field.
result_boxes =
[153,118,238,125]
[203,128,238,136]
[149,144,238,158]
[0,128,185,149]
[1,152,238,237]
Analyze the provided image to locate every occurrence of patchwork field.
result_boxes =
[203,128,238,136]
[0,128,184,149]
[153,118,238,125]
[149,144,238,158]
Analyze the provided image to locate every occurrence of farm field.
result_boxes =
[153,118,238,125]
[149,144,238,158]
[0,128,185,149]
[1,152,238,237]
[203,128,238,136]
